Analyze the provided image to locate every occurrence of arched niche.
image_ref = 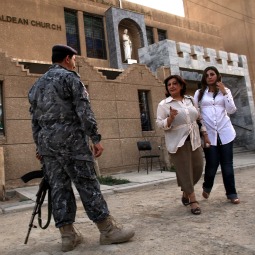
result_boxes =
[118,18,143,63]
[105,7,147,69]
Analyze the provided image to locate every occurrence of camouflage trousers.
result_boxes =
[42,156,110,228]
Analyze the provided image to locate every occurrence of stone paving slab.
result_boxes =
[113,170,176,183]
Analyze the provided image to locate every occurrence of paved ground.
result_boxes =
[0,161,255,254]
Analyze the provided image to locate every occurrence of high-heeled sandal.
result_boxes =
[230,198,240,204]
[189,201,201,215]
[181,192,190,206]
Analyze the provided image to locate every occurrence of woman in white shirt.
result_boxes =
[194,66,240,204]
[156,75,204,215]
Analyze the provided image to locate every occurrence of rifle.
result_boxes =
[21,170,52,244]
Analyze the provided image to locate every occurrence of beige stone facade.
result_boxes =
[0,0,254,188]
[183,0,255,96]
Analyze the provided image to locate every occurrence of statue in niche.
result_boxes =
[122,29,132,62]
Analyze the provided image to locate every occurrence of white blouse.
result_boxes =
[156,95,201,153]
[193,87,236,146]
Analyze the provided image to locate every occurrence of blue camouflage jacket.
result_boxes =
[28,64,101,161]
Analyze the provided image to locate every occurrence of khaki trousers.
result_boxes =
[170,141,203,194]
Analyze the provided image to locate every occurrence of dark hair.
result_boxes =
[164,75,187,97]
[198,66,222,102]
[165,90,170,98]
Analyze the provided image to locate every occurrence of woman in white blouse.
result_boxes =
[194,66,240,204]
[156,75,204,215]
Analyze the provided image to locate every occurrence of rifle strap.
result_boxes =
[38,187,52,229]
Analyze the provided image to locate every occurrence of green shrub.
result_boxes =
[163,165,176,172]
[97,175,130,186]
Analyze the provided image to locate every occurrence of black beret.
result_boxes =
[52,44,77,55]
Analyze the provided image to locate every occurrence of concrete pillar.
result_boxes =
[77,11,86,57]
[153,27,158,43]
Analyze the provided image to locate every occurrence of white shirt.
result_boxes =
[193,88,236,146]
[156,95,201,153]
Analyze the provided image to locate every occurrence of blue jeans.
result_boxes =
[203,141,238,199]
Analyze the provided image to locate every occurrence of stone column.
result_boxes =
[77,11,86,57]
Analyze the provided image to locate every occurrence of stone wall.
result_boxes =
[0,50,41,188]
[0,52,167,188]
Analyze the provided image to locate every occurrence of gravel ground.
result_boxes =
[0,168,254,255]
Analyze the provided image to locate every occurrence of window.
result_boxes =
[138,91,152,131]
[84,13,107,59]
[146,27,154,45]
[0,81,3,134]
[158,29,167,41]
[64,9,81,54]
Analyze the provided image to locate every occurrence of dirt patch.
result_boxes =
[0,168,254,255]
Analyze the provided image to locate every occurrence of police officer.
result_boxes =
[28,44,135,252]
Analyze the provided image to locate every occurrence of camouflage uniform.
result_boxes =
[28,64,109,228]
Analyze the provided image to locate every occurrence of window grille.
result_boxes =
[158,29,167,41]
[146,27,154,45]
[64,9,81,54]
[84,13,107,59]
[138,91,152,131]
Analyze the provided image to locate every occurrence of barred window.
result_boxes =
[158,29,167,41]
[146,27,154,45]
[138,91,152,131]
[84,13,107,59]
[64,9,81,54]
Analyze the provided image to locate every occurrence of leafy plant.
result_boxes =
[97,176,130,186]
[163,165,176,172]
